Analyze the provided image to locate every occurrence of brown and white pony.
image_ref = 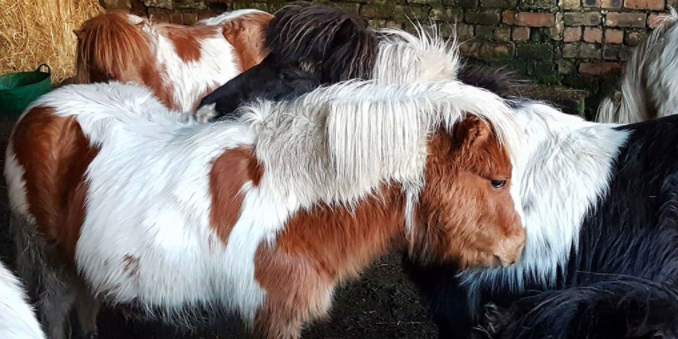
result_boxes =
[73,9,272,113]
[5,79,525,339]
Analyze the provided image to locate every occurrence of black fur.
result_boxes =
[198,54,321,119]
[456,65,521,99]
[405,114,678,338]
[479,279,678,339]
[196,2,378,121]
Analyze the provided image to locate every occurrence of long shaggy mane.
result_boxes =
[265,2,377,82]
[74,10,154,83]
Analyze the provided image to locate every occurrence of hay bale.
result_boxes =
[0,0,103,84]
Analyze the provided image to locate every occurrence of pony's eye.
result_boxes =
[490,180,507,190]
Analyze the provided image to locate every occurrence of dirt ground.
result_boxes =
[0,116,438,339]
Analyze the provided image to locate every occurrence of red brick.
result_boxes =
[515,12,555,27]
[606,13,647,28]
[503,10,517,25]
[564,27,582,42]
[583,27,603,43]
[624,0,664,10]
[604,29,624,43]
[512,26,530,40]
[649,13,671,29]
[579,62,622,75]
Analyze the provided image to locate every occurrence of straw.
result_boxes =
[0,0,103,84]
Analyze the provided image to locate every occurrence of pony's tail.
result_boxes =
[596,8,678,124]
[477,278,678,339]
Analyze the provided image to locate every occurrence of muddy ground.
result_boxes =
[0,116,438,339]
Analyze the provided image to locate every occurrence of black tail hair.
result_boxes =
[265,2,377,82]
[478,278,678,339]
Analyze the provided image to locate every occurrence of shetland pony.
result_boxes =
[197,2,462,120]
[74,9,272,112]
[0,262,45,339]
[596,9,678,123]
[5,79,526,339]
[404,74,678,338]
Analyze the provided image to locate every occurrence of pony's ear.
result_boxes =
[73,29,84,39]
[455,117,492,151]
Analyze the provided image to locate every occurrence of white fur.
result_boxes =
[153,27,241,113]
[374,25,460,84]
[197,9,269,26]
[0,262,45,339]
[10,79,524,325]
[460,101,629,312]
[596,8,678,123]
[3,144,32,222]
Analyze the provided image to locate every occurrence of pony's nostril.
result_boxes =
[492,255,502,267]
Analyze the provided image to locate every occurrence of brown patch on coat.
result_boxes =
[209,146,264,243]
[412,118,525,269]
[11,107,99,261]
[221,12,273,72]
[156,23,221,63]
[253,186,406,338]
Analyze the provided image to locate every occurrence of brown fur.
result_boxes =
[210,146,264,243]
[221,12,273,72]
[74,10,178,110]
[156,23,221,63]
[254,186,406,338]
[250,118,525,338]
[11,107,99,261]
[413,118,525,269]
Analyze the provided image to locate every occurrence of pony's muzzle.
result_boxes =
[493,229,526,267]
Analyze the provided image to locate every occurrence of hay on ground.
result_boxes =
[0,0,103,84]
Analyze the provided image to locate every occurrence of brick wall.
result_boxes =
[105,0,673,114]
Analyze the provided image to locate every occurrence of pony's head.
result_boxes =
[413,117,525,269]
[265,2,377,83]
[74,10,156,84]
[197,53,322,120]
